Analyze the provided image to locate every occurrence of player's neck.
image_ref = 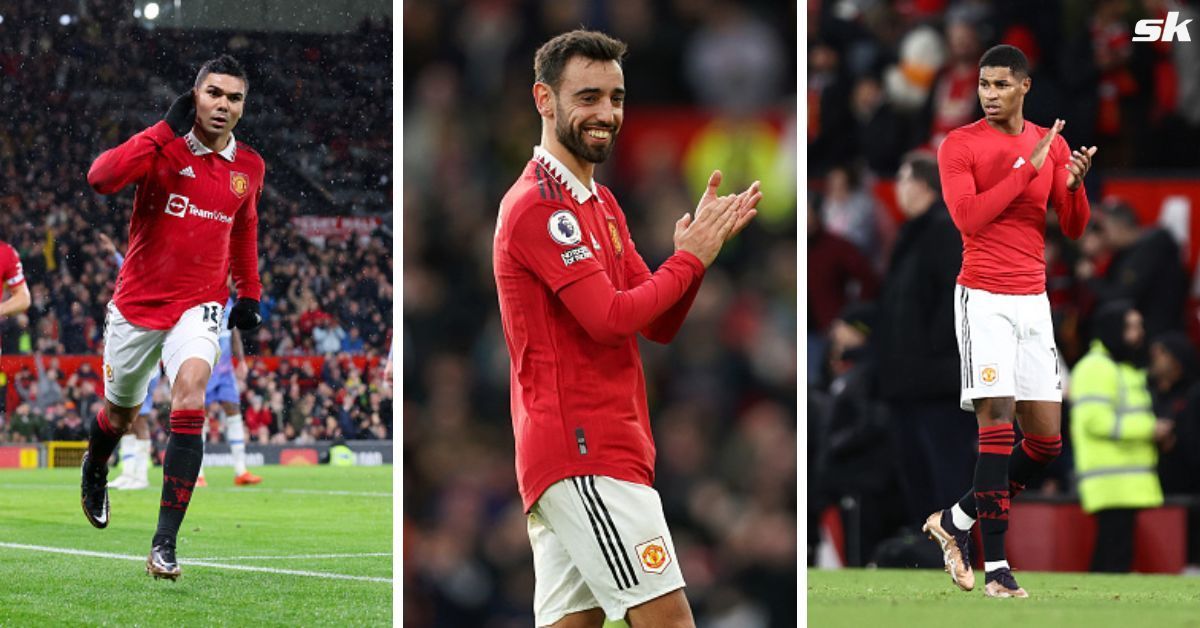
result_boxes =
[986,113,1025,136]
[540,135,595,189]
[192,126,233,153]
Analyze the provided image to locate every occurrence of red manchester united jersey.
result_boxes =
[938,119,1090,294]
[494,147,704,511]
[0,241,25,293]
[88,121,263,329]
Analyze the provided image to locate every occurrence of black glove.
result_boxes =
[227,298,262,331]
[164,91,196,136]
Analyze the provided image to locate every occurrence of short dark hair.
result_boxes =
[901,150,940,194]
[194,54,249,92]
[1097,197,1139,228]
[534,30,627,91]
[978,44,1029,78]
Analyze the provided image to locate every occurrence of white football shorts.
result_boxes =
[528,475,685,626]
[102,300,223,408]
[954,285,1062,412]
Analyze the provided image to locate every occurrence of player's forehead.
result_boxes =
[978,66,1019,83]
[558,56,624,94]
[199,72,247,95]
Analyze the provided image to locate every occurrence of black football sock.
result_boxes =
[85,408,124,473]
[974,424,1014,566]
[154,410,205,546]
[955,432,1062,522]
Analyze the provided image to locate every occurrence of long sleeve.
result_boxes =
[938,132,1038,236]
[230,185,263,301]
[1049,136,1091,239]
[558,251,705,347]
[87,121,176,195]
[622,241,703,344]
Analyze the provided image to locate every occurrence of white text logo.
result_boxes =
[164,193,233,224]
[1132,12,1193,42]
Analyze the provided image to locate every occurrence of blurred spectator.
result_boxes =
[873,151,972,521]
[243,394,273,444]
[808,41,856,174]
[927,17,983,148]
[684,0,785,114]
[1070,302,1165,573]
[33,353,64,413]
[1146,331,1200,567]
[313,318,348,355]
[807,198,878,387]
[1147,331,1200,494]
[884,25,945,111]
[851,73,907,176]
[1079,198,1186,340]
[811,303,907,566]
[820,164,886,259]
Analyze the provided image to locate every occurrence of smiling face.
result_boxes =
[545,56,625,164]
[194,72,246,141]
[977,66,1029,126]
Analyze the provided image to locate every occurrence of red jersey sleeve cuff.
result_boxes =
[673,250,706,277]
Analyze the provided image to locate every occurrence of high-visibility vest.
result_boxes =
[330,444,356,467]
[1069,340,1163,513]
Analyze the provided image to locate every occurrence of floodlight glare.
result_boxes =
[145,3,160,20]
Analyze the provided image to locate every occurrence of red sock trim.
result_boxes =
[96,408,118,436]
[170,409,206,435]
[1020,433,1062,462]
[979,423,1015,455]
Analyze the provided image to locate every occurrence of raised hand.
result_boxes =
[674,191,740,267]
[1066,145,1098,191]
[1030,118,1064,170]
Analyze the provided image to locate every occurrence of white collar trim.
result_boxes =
[533,146,596,203]
[185,130,238,162]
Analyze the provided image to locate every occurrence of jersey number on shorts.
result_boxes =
[201,305,221,325]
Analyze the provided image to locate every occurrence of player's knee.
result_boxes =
[171,387,206,412]
[975,398,1015,424]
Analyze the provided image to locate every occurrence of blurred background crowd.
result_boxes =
[0,0,393,445]
[808,0,1200,570]
[404,0,796,626]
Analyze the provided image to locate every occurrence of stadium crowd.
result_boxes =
[404,0,795,626]
[808,0,1200,569]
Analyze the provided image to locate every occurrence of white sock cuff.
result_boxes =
[984,560,1010,573]
[226,413,245,443]
[951,503,976,531]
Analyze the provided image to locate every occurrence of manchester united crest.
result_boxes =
[635,537,671,574]
[230,171,250,198]
[607,218,623,255]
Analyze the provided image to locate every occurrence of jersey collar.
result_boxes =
[533,145,596,204]
[185,131,238,162]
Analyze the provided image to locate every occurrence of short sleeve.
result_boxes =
[508,203,604,293]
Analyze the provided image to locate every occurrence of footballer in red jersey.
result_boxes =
[922,45,1096,599]
[80,54,265,580]
[494,30,760,627]
[0,240,32,352]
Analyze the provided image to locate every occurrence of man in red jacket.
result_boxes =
[81,54,264,580]
[923,44,1095,598]
[493,30,759,627]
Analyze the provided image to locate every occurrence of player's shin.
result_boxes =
[86,408,125,473]
[225,413,248,475]
[974,423,1014,568]
[951,433,1061,528]
[154,410,205,545]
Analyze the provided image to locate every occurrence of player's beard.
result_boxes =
[556,105,617,164]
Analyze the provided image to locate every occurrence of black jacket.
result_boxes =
[1089,228,1186,340]
[874,203,963,401]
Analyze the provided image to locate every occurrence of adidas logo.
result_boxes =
[179,166,196,178]
[1012,157,1026,169]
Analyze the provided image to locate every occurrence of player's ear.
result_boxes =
[533,82,554,119]
[1020,75,1031,95]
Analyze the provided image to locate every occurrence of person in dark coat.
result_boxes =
[873,150,975,522]
[1079,198,1187,341]
[1147,331,1200,566]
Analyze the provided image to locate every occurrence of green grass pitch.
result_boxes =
[808,568,1200,628]
[0,465,392,625]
